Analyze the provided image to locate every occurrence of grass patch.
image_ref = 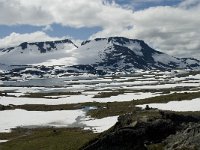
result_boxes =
[134,86,197,93]
[0,128,98,150]
[93,91,125,98]
[88,92,200,118]
[3,102,106,111]
[87,101,137,118]
[3,91,200,118]
[12,103,84,111]
[135,91,200,104]
[20,91,81,98]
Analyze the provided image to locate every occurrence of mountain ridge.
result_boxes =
[76,37,200,71]
[0,37,200,75]
[0,39,77,53]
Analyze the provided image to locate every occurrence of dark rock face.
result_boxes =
[0,39,77,53]
[78,37,200,73]
[164,123,200,150]
[93,37,166,70]
[81,111,200,150]
[82,119,175,150]
[83,129,147,150]
[20,42,28,50]
[0,104,5,110]
[1,36,200,75]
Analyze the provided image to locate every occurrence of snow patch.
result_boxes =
[0,92,161,106]
[0,140,8,143]
[137,98,200,111]
[83,116,118,133]
[153,53,179,65]
[0,109,118,133]
[0,109,84,133]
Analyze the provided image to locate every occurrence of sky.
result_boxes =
[0,0,200,59]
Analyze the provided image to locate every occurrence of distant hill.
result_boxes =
[0,37,200,75]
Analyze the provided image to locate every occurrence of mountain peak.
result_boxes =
[81,37,145,46]
[19,39,78,49]
[0,39,78,65]
[1,39,78,54]
[108,36,144,43]
[0,36,200,71]
[19,42,28,50]
[78,36,200,71]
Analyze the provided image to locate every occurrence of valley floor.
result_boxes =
[0,69,200,149]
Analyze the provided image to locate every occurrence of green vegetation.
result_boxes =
[135,87,197,93]
[1,71,200,150]
[21,91,81,98]
[93,91,125,98]
[88,101,137,118]
[3,102,105,111]
[11,103,84,111]
[2,91,200,118]
[88,91,200,118]
[0,128,98,150]
[1,110,200,150]
[136,91,200,104]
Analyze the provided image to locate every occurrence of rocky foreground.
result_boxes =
[81,109,200,150]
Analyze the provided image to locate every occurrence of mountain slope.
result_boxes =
[0,37,200,73]
[72,37,200,71]
[0,39,78,65]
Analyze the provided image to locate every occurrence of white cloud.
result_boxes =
[131,0,176,2]
[0,0,134,29]
[178,0,200,9]
[90,3,200,59]
[42,25,53,31]
[0,31,82,49]
[0,0,53,26]
[0,0,200,59]
[0,32,65,48]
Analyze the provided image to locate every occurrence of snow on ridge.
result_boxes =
[74,38,111,65]
[124,41,143,56]
[0,37,111,66]
[0,36,200,70]
[153,53,180,65]
[0,41,78,66]
[107,37,143,56]
[184,58,199,65]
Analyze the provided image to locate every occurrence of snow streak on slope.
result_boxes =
[0,37,200,71]
[75,38,110,64]
[0,39,77,65]
[152,53,179,65]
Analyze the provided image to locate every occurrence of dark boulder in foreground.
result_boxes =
[164,123,200,150]
[81,110,200,150]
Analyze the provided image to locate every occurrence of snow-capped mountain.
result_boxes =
[0,37,200,77]
[73,37,200,71]
[0,39,77,65]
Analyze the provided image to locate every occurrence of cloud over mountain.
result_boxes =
[0,31,65,48]
[0,0,200,59]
